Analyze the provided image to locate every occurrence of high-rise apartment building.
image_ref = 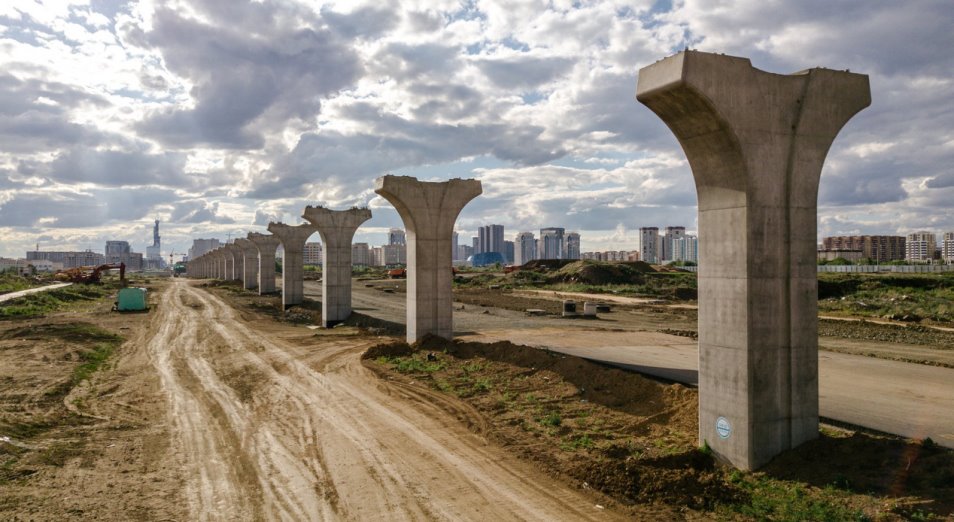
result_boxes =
[539,227,565,259]
[452,231,459,261]
[943,232,954,262]
[514,232,536,265]
[661,226,686,262]
[388,228,406,245]
[303,241,323,265]
[504,240,515,264]
[821,235,905,262]
[906,231,936,262]
[671,236,699,263]
[639,227,660,264]
[478,224,505,256]
[564,232,581,260]
[351,243,371,266]
[188,238,221,260]
[382,243,407,265]
[105,241,131,256]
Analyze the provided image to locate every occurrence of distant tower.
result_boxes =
[153,219,161,248]
[146,219,162,265]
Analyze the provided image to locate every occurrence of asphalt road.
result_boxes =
[305,280,954,449]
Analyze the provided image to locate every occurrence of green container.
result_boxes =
[116,287,147,311]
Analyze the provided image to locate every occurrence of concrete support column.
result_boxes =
[224,245,242,281]
[636,50,870,469]
[234,239,259,290]
[374,175,481,342]
[248,232,281,295]
[302,206,372,327]
[267,223,318,308]
[213,252,223,279]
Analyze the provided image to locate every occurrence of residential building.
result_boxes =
[504,240,515,264]
[67,251,106,268]
[303,242,323,266]
[943,232,954,262]
[514,232,536,265]
[818,249,863,262]
[906,231,936,262]
[382,243,406,265]
[351,242,371,266]
[188,238,221,259]
[472,236,479,253]
[821,235,905,262]
[452,231,459,261]
[661,226,686,262]
[388,228,406,245]
[581,251,639,262]
[105,241,131,256]
[456,245,473,262]
[670,235,698,263]
[371,247,385,266]
[564,232,581,260]
[539,227,565,259]
[639,227,660,264]
[478,224,505,256]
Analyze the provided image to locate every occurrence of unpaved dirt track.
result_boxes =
[148,279,623,521]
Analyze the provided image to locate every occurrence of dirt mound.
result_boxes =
[518,259,578,271]
[549,261,655,285]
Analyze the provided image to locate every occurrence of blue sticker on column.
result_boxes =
[716,417,731,439]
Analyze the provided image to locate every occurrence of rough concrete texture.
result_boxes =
[233,239,259,290]
[374,175,482,343]
[637,50,870,470]
[248,232,281,295]
[302,206,372,327]
[267,223,319,308]
[223,244,242,281]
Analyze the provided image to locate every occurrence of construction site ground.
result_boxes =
[0,277,951,520]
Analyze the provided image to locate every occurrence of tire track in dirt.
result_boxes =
[145,282,263,521]
[151,280,626,521]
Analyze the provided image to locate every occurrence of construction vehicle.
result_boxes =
[387,268,407,279]
[54,263,126,285]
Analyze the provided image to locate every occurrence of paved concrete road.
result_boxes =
[311,282,954,449]
[0,282,72,303]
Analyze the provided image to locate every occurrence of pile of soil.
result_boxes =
[549,261,655,286]
[365,336,741,513]
[451,288,563,314]
[819,319,954,349]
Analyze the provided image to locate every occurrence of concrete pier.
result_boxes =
[223,244,241,281]
[267,223,318,308]
[374,175,481,342]
[234,239,259,290]
[636,50,870,469]
[302,206,372,327]
[248,232,281,295]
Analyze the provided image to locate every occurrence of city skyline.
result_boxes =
[1,2,952,259]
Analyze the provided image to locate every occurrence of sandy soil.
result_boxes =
[145,279,628,520]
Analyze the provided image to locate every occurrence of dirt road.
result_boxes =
[0,282,72,302]
[148,279,622,521]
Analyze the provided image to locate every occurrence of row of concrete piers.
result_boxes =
[186,51,872,471]
[185,175,482,341]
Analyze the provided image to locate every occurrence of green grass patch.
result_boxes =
[0,284,117,319]
[722,474,867,522]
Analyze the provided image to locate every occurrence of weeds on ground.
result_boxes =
[0,284,116,319]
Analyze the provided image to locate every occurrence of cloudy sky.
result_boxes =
[1,0,953,260]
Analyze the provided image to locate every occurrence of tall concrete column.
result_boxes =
[209,251,220,279]
[302,206,372,327]
[248,232,281,295]
[233,239,259,290]
[224,244,242,281]
[374,175,481,342]
[267,223,318,308]
[213,251,224,279]
[636,51,870,470]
